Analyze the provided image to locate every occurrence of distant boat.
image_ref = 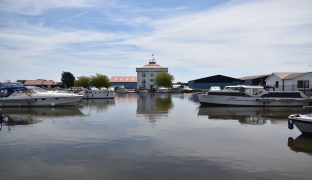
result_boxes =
[198,85,311,107]
[115,87,128,94]
[288,114,312,135]
[137,87,148,93]
[78,87,115,99]
[156,87,169,93]
[0,86,83,107]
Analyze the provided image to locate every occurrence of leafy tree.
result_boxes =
[61,71,75,88]
[89,73,110,88]
[75,76,91,88]
[155,72,174,88]
[16,80,26,84]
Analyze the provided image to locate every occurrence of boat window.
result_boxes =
[261,92,302,98]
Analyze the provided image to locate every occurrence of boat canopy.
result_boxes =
[0,86,28,97]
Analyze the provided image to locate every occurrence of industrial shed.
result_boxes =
[188,75,242,90]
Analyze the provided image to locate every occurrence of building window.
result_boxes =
[142,79,146,84]
[150,79,154,82]
[150,73,154,77]
[275,81,279,88]
[297,80,309,88]
[142,73,146,78]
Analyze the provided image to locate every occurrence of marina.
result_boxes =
[0,94,311,180]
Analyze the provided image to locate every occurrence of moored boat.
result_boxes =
[0,86,83,107]
[78,87,115,99]
[288,114,312,135]
[198,85,311,107]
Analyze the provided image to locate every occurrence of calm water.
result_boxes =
[0,93,312,180]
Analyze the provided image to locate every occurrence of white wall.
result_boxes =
[266,73,312,92]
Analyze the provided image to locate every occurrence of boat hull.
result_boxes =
[288,116,312,135]
[198,94,308,107]
[0,96,83,107]
[83,92,115,99]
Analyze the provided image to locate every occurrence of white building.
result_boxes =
[136,55,168,90]
[265,72,312,95]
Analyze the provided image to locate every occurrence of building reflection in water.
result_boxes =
[136,94,174,124]
[288,135,312,156]
[197,106,311,125]
[0,107,84,131]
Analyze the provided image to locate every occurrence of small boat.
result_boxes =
[115,87,128,94]
[137,87,148,93]
[156,87,169,93]
[0,86,83,107]
[288,114,312,135]
[198,85,311,107]
[78,87,115,99]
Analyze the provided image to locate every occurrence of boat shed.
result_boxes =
[188,75,242,90]
[110,76,137,89]
[240,74,269,86]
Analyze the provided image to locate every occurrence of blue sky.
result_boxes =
[0,0,312,82]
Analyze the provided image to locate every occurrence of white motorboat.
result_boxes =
[79,87,115,99]
[288,114,312,135]
[198,85,311,107]
[156,87,169,93]
[115,87,128,94]
[0,86,83,107]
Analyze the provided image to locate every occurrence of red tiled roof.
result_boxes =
[42,80,54,86]
[24,80,63,86]
[24,80,44,86]
[110,76,137,83]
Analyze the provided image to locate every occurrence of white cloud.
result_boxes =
[125,0,312,79]
[0,0,106,15]
[1,0,312,82]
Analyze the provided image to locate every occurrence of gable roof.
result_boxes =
[190,75,241,83]
[240,74,270,80]
[268,72,312,80]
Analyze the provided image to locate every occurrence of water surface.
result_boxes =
[0,94,311,180]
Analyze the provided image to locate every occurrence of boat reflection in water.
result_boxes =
[137,93,173,124]
[0,107,84,130]
[197,106,311,125]
[288,135,312,156]
[81,99,115,111]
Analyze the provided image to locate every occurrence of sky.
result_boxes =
[0,0,312,82]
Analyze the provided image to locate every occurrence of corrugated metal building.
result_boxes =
[240,74,269,85]
[188,75,242,90]
[110,76,137,89]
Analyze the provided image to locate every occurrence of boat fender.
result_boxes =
[288,119,294,130]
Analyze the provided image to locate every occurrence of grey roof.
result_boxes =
[269,72,312,80]
[240,74,270,80]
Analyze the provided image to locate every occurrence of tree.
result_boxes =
[61,71,75,88]
[89,73,110,88]
[16,80,26,84]
[75,76,91,88]
[155,72,174,88]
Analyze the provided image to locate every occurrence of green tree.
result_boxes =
[16,80,26,84]
[61,71,75,88]
[155,72,174,88]
[75,76,91,88]
[89,73,110,88]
